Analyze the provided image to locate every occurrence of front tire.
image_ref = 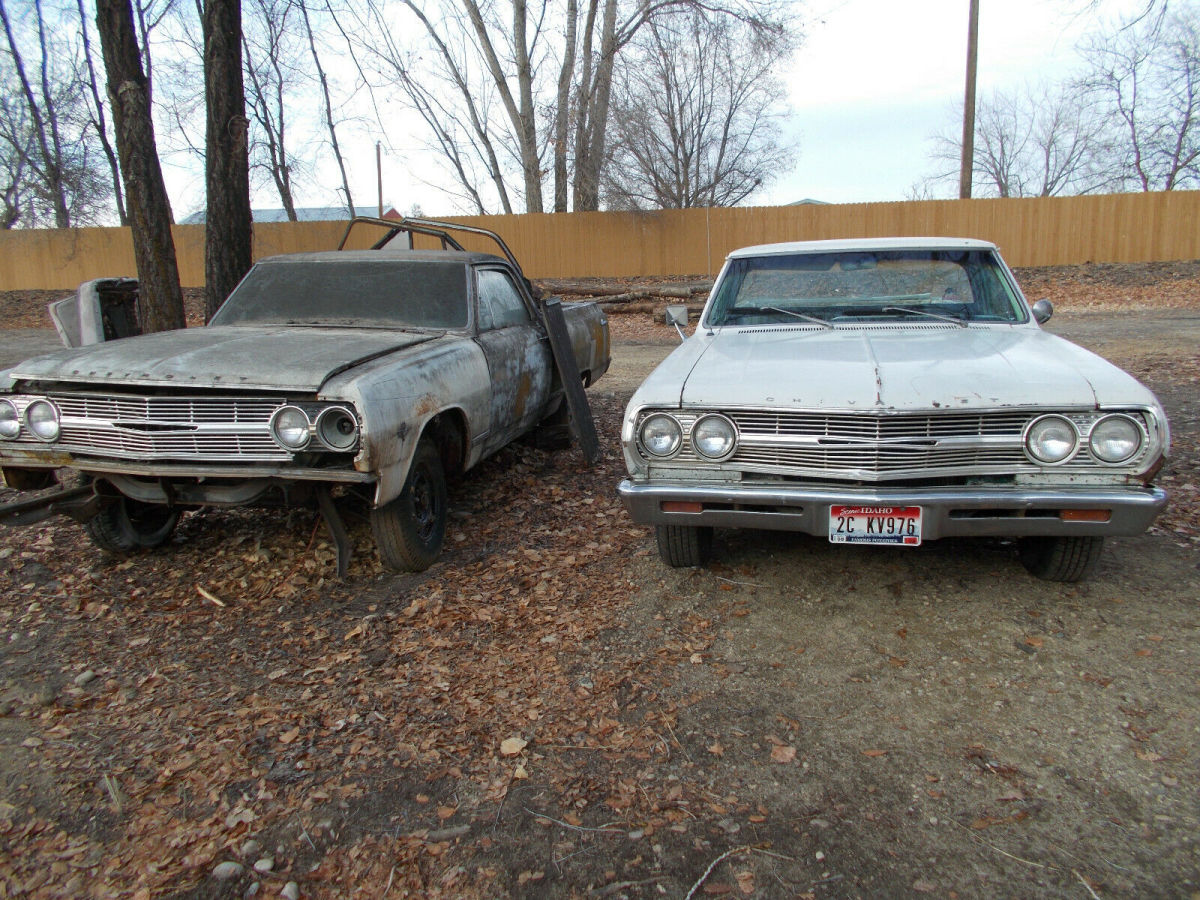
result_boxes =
[1018,536,1104,582]
[655,524,713,568]
[85,497,180,553]
[372,438,447,572]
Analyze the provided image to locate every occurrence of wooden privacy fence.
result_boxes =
[2,191,1198,290]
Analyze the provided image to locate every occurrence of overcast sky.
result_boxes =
[165,0,1149,217]
[759,0,1147,205]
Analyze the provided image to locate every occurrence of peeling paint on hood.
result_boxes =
[9,325,443,392]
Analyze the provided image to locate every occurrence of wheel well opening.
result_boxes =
[423,411,467,478]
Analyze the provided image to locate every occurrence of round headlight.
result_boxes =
[639,413,682,458]
[316,406,359,451]
[0,400,20,440]
[691,414,737,460]
[1089,414,1143,463]
[270,405,311,450]
[1025,415,1078,464]
[24,399,60,442]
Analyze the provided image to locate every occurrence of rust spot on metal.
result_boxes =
[414,393,440,417]
[514,373,532,418]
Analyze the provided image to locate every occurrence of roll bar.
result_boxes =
[337,216,526,279]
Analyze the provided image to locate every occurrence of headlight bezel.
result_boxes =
[690,413,738,461]
[270,405,313,451]
[1024,414,1079,465]
[0,399,21,440]
[1088,413,1145,465]
[24,398,61,443]
[638,413,683,459]
[315,405,360,452]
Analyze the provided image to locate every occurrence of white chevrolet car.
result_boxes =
[618,238,1169,582]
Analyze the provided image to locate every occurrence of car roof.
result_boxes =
[256,249,508,266]
[727,237,998,259]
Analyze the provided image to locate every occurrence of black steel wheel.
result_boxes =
[85,496,180,553]
[1017,536,1105,582]
[655,524,713,568]
[371,438,447,572]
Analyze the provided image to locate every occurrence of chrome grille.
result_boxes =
[731,410,1031,440]
[637,408,1147,481]
[11,393,290,461]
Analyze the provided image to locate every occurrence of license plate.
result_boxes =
[829,505,922,546]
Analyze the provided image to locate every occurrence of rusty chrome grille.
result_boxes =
[11,393,289,461]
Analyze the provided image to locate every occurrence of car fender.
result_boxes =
[322,337,491,507]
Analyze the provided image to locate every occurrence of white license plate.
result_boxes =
[829,505,922,546]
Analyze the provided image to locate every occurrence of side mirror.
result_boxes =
[664,305,688,326]
[665,305,689,342]
[1031,298,1054,325]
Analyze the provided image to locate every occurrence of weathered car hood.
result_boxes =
[650,325,1156,412]
[8,326,442,392]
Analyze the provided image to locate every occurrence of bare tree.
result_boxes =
[202,0,252,320]
[924,83,1111,198]
[1,0,72,227]
[1,0,120,227]
[0,90,30,227]
[298,0,354,214]
[96,0,185,332]
[603,11,794,209]
[348,0,791,214]
[351,0,546,213]
[242,0,302,219]
[1079,0,1200,190]
[569,0,789,210]
[132,0,180,103]
[77,0,127,224]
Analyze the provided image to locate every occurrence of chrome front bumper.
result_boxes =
[617,479,1168,539]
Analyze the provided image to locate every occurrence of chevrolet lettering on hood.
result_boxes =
[618,238,1169,582]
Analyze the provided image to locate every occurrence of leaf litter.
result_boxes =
[0,264,1198,896]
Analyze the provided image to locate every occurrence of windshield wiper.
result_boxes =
[882,306,968,328]
[722,305,833,329]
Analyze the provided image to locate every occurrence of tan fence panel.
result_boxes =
[2,192,1198,289]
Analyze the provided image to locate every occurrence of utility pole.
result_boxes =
[959,0,979,199]
[376,141,383,217]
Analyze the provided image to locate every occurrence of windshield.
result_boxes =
[706,249,1026,327]
[210,259,469,329]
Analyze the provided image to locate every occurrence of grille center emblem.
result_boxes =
[113,421,198,433]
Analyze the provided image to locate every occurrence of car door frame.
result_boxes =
[472,264,554,456]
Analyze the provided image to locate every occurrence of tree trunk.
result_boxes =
[553,0,577,212]
[511,0,543,212]
[572,0,617,211]
[202,0,252,321]
[95,0,185,334]
[77,0,127,225]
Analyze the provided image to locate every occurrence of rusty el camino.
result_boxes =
[0,218,609,573]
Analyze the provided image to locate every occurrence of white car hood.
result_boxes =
[645,324,1156,412]
[8,325,443,392]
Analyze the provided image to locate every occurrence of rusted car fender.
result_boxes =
[322,336,491,508]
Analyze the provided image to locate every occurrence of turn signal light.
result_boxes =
[1060,509,1111,522]
[662,501,704,513]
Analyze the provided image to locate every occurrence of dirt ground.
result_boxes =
[0,265,1197,898]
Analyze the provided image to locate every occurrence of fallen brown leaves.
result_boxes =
[0,263,1198,897]
[0,395,696,897]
